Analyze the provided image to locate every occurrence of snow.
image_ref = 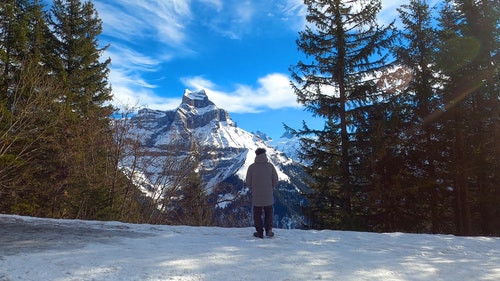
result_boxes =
[1,214,499,281]
[184,89,208,101]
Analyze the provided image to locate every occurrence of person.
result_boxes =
[245,148,279,238]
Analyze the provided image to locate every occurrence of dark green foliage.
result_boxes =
[290,0,395,230]
[170,170,214,226]
[433,0,500,235]
[46,0,112,115]
[0,0,147,222]
[369,0,448,234]
[1,0,498,235]
[289,0,499,235]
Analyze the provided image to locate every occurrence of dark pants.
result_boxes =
[253,205,273,233]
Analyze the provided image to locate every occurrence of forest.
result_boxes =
[1,0,498,236]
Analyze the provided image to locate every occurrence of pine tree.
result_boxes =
[387,0,451,233]
[290,0,395,230]
[0,0,63,215]
[0,1,140,221]
[353,95,417,232]
[46,0,112,115]
[436,0,500,235]
[5,62,69,216]
[42,0,115,219]
[0,0,30,100]
[174,170,213,226]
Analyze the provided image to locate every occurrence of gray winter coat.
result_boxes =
[245,153,279,207]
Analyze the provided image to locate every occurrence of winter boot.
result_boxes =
[253,231,264,239]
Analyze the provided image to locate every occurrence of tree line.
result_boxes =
[0,0,212,226]
[1,0,498,236]
[291,0,499,236]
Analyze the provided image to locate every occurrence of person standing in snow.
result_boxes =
[245,148,279,238]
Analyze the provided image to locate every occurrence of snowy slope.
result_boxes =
[1,214,499,281]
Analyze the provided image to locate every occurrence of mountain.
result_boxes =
[252,130,302,163]
[120,89,309,228]
[268,131,302,163]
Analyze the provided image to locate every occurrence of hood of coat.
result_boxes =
[254,153,268,163]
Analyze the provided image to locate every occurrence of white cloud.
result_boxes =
[104,44,181,111]
[277,0,308,31]
[195,0,305,36]
[109,66,181,111]
[194,0,287,39]
[94,2,147,42]
[95,0,308,115]
[256,73,299,109]
[94,0,191,47]
[181,73,301,113]
[112,83,181,111]
[104,44,172,110]
[97,0,427,116]
[106,44,163,73]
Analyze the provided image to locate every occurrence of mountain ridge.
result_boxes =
[120,89,308,228]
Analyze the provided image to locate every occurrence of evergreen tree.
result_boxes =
[0,0,63,215]
[1,61,69,216]
[0,0,30,100]
[353,93,418,232]
[46,0,112,115]
[436,0,500,235]
[0,1,151,222]
[40,0,115,219]
[174,170,213,226]
[380,0,452,233]
[290,0,395,230]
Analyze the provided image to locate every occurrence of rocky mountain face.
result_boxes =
[120,89,308,229]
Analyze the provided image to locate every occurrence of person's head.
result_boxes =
[255,148,266,155]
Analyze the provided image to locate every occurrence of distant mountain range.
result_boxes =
[120,89,309,228]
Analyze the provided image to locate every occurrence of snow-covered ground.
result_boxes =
[1,214,499,281]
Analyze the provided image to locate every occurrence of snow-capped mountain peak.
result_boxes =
[182,89,213,106]
[121,89,308,228]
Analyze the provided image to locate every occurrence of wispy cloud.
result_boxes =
[109,64,181,111]
[276,0,308,31]
[104,43,178,110]
[95,0,305,112]
[95,0,191,47]
[191,0,257,40]
[96,0,416,114]
[111,85,181,111]
[107,44,163,73]
[94,0,195,111]
[181,73,300,113]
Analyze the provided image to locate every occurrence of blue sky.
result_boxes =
[92,0,408,139]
